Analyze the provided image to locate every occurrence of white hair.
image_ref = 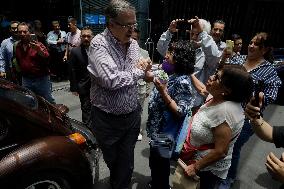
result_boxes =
[199,19,211,34]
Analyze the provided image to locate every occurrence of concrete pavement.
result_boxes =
[52,80,284,189]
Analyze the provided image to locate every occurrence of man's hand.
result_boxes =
[266,152,284,183]
[188,16,202,34]
[136,58,152,72]
[63,55,68,62]
[144,71,154,83]
[0,72,6,78]
[57,38,65,45]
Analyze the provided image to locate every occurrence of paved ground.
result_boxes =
[53,80,284,189]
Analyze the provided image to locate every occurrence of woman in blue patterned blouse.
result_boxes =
[146,40,196,189]
[219,32,282,189]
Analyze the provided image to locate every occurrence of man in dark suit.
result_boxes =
[69,26,94,128]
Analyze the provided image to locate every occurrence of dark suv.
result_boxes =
[0,79,99,189]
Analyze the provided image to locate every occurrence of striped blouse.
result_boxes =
[230,55,281,109]
[87,28,145,115]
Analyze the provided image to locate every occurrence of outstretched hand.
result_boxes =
[266,152,284,183]
[244,92,264,120]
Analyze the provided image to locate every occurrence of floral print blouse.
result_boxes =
[146,74,196,138]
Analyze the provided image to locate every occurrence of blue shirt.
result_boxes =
[0,37,16,72]
[46,30,67,52]
[146,74,195,137]
[230,55,281,109]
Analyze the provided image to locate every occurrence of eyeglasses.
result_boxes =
[112,20,138,29]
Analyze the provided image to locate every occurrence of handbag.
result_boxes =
[172,158,200,189]
[150,110,192,159]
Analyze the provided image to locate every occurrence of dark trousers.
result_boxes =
[199,171,221,189]
[149,146,171,189]
[90,106,141,189]
[79,94,91,129]
[49,49,66,79]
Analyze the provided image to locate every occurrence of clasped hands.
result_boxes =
[136,58,153,82]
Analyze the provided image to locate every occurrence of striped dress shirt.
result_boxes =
[87,28,145,115]
[230,55,281,109]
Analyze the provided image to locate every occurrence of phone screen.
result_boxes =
[30,34,38,41]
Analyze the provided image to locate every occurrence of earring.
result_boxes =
[221,92,225,96]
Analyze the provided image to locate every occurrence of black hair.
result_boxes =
[220,64,254,103]
[231,33,242,41]
[213,20,225,27]
[171,40,196,75]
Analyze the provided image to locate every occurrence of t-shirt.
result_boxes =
[190,100,244,179]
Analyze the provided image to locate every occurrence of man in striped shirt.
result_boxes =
[87,1,152,189]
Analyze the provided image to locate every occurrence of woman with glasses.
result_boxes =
[180,64,254,189]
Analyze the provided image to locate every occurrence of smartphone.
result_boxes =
[226,40,234,52]
[176,20,190,31]
[30,34,38,42]
[252,80,265,118]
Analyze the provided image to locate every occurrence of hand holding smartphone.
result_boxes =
[30,34,38,42]
[226,40,234,53]
[252,80,265,118]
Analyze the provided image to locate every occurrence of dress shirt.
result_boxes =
[46,30,67,52]
[87,28,145,115]
[0,37,16,72]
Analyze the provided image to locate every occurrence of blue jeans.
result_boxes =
[22,75,55,104]
[227,118,254,179]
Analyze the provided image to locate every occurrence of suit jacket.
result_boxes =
[69,45,91,96]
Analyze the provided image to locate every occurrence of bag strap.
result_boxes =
[187,104,240,151]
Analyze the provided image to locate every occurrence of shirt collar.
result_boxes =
[105,28,132,46]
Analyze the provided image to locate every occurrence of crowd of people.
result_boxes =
[0,0,283,189]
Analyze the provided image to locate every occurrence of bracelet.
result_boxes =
[258,119,265,127]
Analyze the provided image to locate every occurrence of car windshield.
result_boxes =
[0,88,38,110]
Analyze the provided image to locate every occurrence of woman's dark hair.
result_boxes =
[231,33,242,42]
[220,64,254,103]
[170,40,196,75]
[253,32,274,63]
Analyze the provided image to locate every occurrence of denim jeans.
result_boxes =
[227,118,254,179]
[22,75,55,104]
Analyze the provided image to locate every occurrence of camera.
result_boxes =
[30,34,38,42]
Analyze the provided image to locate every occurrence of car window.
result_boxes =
[0,88,38,110]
